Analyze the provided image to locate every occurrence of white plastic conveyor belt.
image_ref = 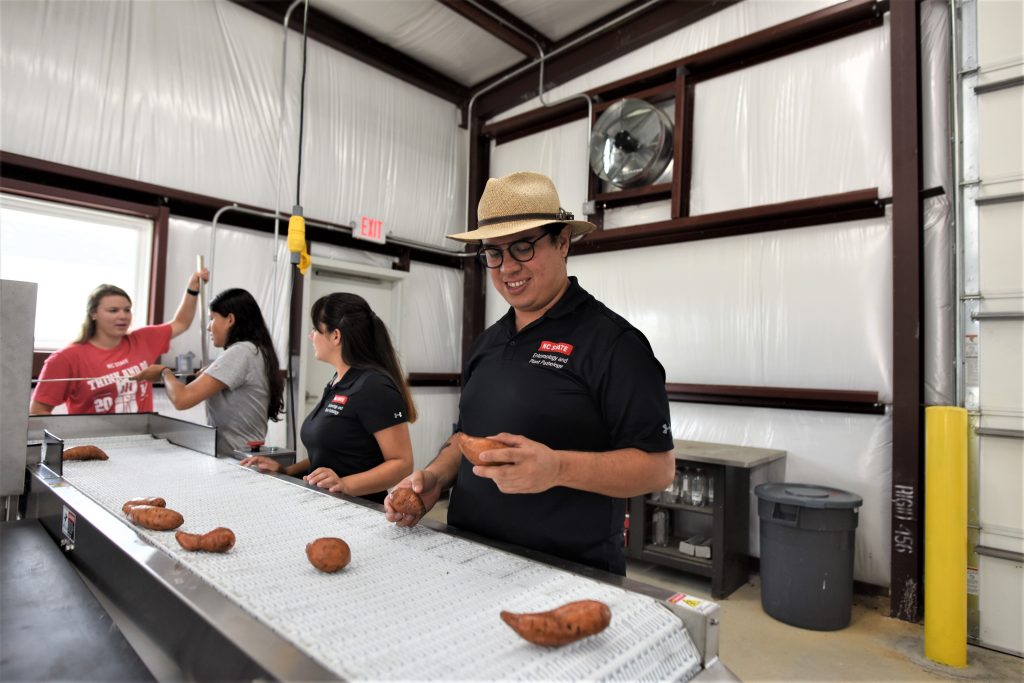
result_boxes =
[59,435,703,681]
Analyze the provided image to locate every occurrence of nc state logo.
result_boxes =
[331,395,348,405]
[539,341,574,355]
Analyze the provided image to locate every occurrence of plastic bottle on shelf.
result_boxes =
[652,509,668,547]
[679,467,692,505]
[707,474,715,506]
[691,469,706,507]
[661,470,678,504]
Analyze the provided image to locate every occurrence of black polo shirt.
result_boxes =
[447,276,673,574]
[299,367,408,504]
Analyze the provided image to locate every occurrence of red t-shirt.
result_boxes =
[32,324,173,414]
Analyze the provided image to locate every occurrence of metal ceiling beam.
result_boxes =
[437,0,552,58]
[230,0,468,105]
[470,0,736,120]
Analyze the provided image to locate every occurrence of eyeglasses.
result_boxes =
[477,233,549,269]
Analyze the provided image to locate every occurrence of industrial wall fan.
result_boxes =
[588,98,674,188]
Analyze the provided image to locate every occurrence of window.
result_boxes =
[0,193,153,351]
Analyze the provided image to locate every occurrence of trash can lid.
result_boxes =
[755,483,863,509]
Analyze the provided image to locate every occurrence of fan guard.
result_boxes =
[588,98,673,189]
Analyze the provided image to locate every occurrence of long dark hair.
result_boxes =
[209,288,284,421]
[75,284,131,343]
[310,292,417,422]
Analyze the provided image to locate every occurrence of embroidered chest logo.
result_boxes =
[325,394,348,416]
[530,340,574,370]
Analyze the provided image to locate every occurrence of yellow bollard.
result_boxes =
[924,406,968,667]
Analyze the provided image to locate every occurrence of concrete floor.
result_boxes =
[628,561,1022,682]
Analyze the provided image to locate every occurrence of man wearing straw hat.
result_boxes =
[386,171,675,574]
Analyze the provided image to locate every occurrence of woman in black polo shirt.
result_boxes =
[241,293,415,504]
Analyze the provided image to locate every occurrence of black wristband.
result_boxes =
[186,288,200,296]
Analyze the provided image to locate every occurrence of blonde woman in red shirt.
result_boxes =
[30,270,208,415]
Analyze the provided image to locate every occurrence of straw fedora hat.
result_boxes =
[447,171,597,243]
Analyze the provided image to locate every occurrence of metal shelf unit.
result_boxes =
[628,440,786,599]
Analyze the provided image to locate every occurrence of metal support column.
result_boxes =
[889,0,925,622]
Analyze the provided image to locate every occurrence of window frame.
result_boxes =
[0,177,168,377]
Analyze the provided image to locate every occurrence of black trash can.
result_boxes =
[755,483,863,631]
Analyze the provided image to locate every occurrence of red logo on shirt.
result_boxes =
[538,341,574,355]
[332,395,348,405]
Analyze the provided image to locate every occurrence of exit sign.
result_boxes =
[355,215,385,244]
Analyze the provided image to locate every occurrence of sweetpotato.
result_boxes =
[63,445,108,461]
[500,600,612,647]
[127,505,184,531]
[122,497,166,514]
[458,434,512,466]
[306,537,350,573]
[389,488,426,517]
[175,527,235,553]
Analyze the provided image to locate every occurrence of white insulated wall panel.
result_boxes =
[0,0,464,245]
[601,200,672,230]
[921,0,952,193]
[690,24,892,215]
[408,387,460,471]
[488,119,590,221]
[300,34,464,246]
[563,217,893,400]
[164,217,290,371]
[492,0,840,122]
[395,263,462,374]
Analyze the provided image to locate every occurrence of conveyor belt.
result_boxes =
[58,435,702,681]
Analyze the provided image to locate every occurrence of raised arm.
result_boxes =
[168,268,210,338]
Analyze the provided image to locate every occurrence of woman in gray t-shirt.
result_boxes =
[133,288,284,455]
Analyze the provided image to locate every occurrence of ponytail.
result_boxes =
[369,313,418,423]
[311,293,417,422]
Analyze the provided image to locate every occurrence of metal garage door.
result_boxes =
[958,0,1023,657]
